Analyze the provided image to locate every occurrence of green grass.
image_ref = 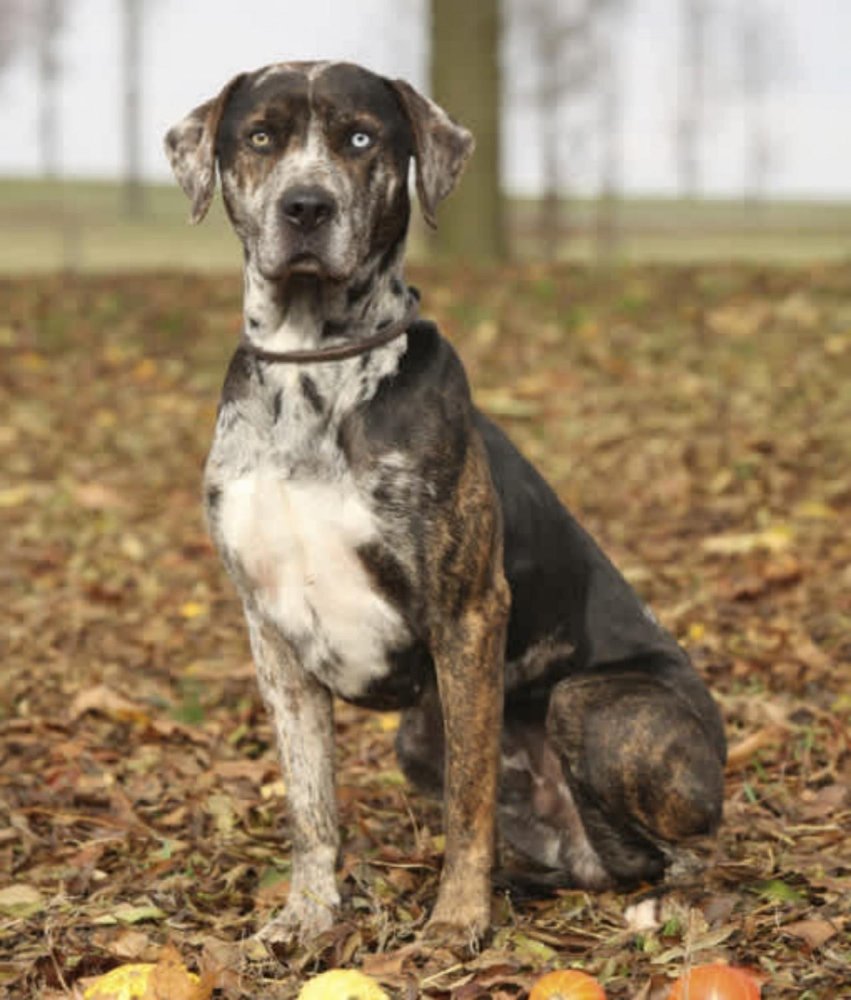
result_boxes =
[1,177,849,272]
[0,178,240,272]
[509,195,851,263]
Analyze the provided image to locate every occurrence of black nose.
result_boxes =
[281,186,336,232]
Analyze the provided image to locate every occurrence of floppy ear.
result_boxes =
[389,79,474,229]
[163,73,245,224]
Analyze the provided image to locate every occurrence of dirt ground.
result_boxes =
[1,264,849,998]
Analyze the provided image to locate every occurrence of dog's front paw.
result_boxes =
[424,884,490,955]
[256,885,340,951]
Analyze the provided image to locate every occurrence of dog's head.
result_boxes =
[165,61,473,283]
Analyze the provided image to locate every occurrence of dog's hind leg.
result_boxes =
[544,663,726,888]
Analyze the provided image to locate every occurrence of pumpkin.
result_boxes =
[529,969,607,1000]
[297,968,389,1000]
[667,963,761,1000]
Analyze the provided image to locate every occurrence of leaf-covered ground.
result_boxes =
[1,264,849,998]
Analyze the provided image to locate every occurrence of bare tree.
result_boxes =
[0,1,69,178]
[122,0,145,216]
[675,0,714,200]
[511,0,626,260]
[0,0,25,71]
[738,1,783,206]
[594,9,625,263]
[36,0,62,178]
[431,0,505,260]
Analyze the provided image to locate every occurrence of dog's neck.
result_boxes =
[241,243,412,355]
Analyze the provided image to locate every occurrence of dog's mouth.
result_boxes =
[258,251,327,283]
[286,252,325,276]
[258,246,353,285]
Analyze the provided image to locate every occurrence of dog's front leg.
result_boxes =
[428,587,507,946]
[425,439,510,949]
[246,613,340,946]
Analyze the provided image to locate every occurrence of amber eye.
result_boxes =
[248,130,271,150]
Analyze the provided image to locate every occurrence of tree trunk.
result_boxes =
[430,0,505,260]
[37,0,61,179]
[741,6,770,208]
[122,0,145,217]
[538,15,562,261]
[595,23,621,264]
[676,0,709,200]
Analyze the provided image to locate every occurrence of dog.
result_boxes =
[165,60,726,949]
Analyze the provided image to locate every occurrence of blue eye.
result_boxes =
[350,131,372,150]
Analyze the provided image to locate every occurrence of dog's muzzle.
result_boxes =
[280,185,337,233]
[266,184,340,278]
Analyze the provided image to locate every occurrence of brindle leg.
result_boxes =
[546,666,726,887]
[245,611,341,945]
[424,437,510,945]
[427,589,508,943]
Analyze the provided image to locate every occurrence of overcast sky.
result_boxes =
[0,0,849,198]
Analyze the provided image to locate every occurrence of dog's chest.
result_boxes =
[207,358,411,699]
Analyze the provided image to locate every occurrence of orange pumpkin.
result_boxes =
[667,963,761,1000]
[529,969,607,1000]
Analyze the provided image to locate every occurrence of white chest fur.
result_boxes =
[206,335,412,698]
[218,466,407,698]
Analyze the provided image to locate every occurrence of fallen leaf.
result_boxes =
[68,685,151,725]
[476,389,543,419]
[70,481,128,511]
[756,880,806,904]
[799,783,850,819]
[0,884,44,918]
[793,500,838,521]
[107,929,153,961]
[120,533,146,561]
[726,725,787,772]
[0,485,33,508]
[782,918,840,949]
[652,923,737,964]
[110,902,167,925]
[703,526,793,556]
[179,601,208,619]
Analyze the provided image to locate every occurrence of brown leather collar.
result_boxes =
[239,297,419,364]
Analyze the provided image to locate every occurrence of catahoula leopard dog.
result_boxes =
[165,61,726,949]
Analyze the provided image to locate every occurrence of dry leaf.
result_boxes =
[4,267,850,999]
[107,929,153,961]
[70,481,128,511]
[782,918,840,950]
[68,685,150,725]
[0,883,44,918]
[702,526,793,556]
[726,725,787,772]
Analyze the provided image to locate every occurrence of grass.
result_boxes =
[0,178,239,273]
[1,177,849,273]
[508,195,851,263]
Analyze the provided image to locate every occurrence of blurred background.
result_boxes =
[0,0,849,271]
